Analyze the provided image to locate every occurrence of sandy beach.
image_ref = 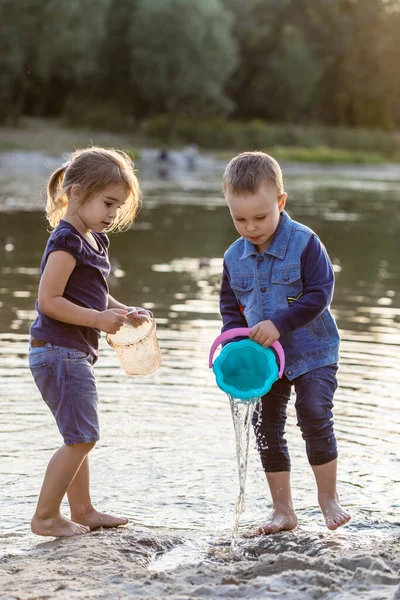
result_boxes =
[1,525,399,599]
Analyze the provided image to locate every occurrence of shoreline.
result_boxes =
[2,148,400,214]
[1,117,399,166]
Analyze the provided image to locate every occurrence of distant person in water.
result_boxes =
[183,143,199,170]
[29,147,149,537]
[219,151,350,534]
[158,148,170,162]
[157,147,173,179]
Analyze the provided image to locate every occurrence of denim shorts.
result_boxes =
[29,342,99,445]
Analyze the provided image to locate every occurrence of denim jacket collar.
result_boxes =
[240,210,292,260]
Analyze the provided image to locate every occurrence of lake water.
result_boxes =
[0,157,399,565]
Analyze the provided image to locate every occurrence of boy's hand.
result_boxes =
[97,308,127,334]
[249,320,280,347]
[125,306,152,328]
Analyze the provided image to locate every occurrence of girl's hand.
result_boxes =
[125,306,152,328]
[97,309,127,334]
[249,320,280,347]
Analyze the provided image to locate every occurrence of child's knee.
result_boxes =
[67,440,97,453]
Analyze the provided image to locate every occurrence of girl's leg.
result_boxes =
[31,441,95,537]
[294,365,350,530]
[252,378,298,534]
[68,456,128,529]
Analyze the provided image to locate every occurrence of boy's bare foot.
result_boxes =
[71,509,129,530]
[255,509,298,535]
[319,495,351,530]
[31,514,90,537]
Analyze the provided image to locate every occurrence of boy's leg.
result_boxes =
[294,365,350,530]
[258,471,298,534]
[311,459,350,530]
[252,378,298,534]
[31,442,94,537]
[68,456,129,530]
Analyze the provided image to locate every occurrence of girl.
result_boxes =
[29,147,147,537]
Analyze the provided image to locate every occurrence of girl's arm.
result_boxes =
[108,294,151,322]
[108,294,128,311]
[38,251,126,333]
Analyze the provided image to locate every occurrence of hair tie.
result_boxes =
[62,160,71,170]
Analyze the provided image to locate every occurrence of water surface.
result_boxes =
[0,158,399,564]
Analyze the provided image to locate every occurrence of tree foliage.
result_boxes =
[130,0,237,119]
[1,0,400,129]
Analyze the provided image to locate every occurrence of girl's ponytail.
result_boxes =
[46,165,69,228]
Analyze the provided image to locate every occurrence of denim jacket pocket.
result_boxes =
[230,276,255,314]
[271,265,303,304]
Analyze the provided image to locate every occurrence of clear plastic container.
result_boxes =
[106,312,162,376]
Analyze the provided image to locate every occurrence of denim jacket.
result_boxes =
[220,211,340,380]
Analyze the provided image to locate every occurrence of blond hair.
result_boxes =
[222,151,284,196]
[46,147,142,231]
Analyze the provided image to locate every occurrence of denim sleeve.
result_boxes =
[271,235,335,337]
[219,260,248,333]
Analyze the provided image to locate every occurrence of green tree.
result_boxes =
[97,0,142,116]
[332,0,400,128]
[0,0,109,123]
[130,0,237,133]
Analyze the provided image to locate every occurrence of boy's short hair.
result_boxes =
[222,151,284,196]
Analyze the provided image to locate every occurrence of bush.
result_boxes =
[141,116,400,158]
[64,98,133,132]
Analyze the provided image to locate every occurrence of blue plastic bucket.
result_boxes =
[209,327,285,402]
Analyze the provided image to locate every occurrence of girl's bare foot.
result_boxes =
[71,508,129,530]
[256,509,298,535]
[31,514,90,537]
[319,495,351,530]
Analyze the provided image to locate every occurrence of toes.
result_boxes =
[256,525,272,536]
[256,523,281,535]
[326,510,351,530]
[78,525,90,534]
[337,512,351,526]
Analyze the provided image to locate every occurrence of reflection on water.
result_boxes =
[0,165,400,562]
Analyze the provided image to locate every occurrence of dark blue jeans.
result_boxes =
[252,364,338,472]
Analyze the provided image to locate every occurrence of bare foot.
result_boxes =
[255,509,298,535]
[71,509,129,530]
[31,514,90,537]
[319,495,351,530]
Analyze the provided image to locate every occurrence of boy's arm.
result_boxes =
[220,261,248,332]
[270,235,335,338]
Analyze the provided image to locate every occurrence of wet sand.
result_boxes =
[1,526,399,599]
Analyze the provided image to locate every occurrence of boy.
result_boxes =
[220,151,350,534]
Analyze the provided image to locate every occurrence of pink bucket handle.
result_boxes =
[208,327,285,378]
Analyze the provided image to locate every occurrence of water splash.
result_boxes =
[228,396,260,550]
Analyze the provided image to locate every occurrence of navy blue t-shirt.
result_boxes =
[30,220,111,358]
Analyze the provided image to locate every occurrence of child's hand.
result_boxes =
[249,320,280,347]
[125,306,152,328]
[97,309,127,334]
